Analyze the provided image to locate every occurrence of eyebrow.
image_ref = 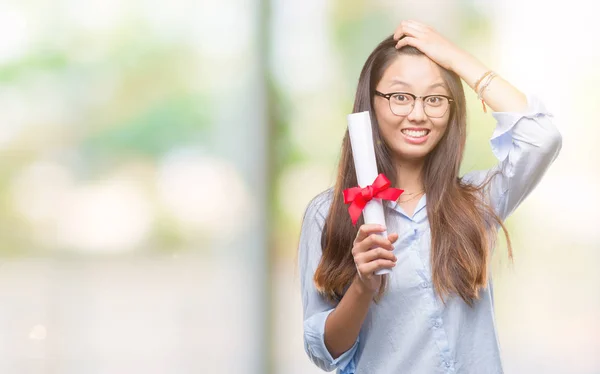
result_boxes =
[389,79,448,91]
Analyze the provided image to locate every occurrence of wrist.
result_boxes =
[352,275,376,298]
[451,51,489,89]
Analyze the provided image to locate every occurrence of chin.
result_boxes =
[397,139,438,157]
[393,148,432,162]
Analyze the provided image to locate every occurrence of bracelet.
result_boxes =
[477,72,497,100]
[473,70,493,93]
[476,72,498,114]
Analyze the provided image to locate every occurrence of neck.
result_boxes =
[394,158,425,194]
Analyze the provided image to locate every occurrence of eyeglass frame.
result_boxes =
[374,90,454,118]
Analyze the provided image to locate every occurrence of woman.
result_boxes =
[298,20,561,373]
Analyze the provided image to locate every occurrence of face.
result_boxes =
[374,54,451,163]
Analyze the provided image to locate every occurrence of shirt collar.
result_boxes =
[385,194,427,221]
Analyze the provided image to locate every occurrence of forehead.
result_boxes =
[378,54,447,92]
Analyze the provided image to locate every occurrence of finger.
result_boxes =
[393,25,403,40]
[387,233,399,243]
[353,232,392,256]
[356,247,397,265]
[393,22,414,40]
[358,259,396,275]
[395,36,419,49]
[361,233,394,252]
[354,224,386,245]
[394,20,413,39]
[394,21,423,40]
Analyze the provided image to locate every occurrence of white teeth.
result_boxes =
[401,129,429,138]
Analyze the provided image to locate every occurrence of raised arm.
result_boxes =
[393,20,562,219]
[393,19,529,113]
[464,93,562,220]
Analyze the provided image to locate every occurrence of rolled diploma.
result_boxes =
[347,111,392,275]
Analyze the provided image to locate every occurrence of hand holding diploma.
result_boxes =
[344,111,403,277]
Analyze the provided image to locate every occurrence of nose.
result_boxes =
[407,98,427,122]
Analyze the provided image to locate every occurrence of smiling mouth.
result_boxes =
[401,129,430,138]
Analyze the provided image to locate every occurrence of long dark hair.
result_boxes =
[313,36,511,306]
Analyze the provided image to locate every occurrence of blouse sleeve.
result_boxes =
[463,92,562,221]
[298,190,359,373]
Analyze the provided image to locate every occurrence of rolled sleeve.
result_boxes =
[298,190,359,373]
[464,92,562,220]
[303,310,359,373]
[490,92,561,162]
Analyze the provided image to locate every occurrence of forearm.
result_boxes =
[451,51,528,113]
[324,276,373,359]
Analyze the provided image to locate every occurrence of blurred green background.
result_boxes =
[0,0,598,373]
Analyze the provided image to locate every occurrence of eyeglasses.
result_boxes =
[374,91,454,118]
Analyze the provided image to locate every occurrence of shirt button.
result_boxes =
[420,282,430,289]
[433,321,441,328]
[445,361,451,368]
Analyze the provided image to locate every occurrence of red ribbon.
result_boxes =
[342,173,404,225]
